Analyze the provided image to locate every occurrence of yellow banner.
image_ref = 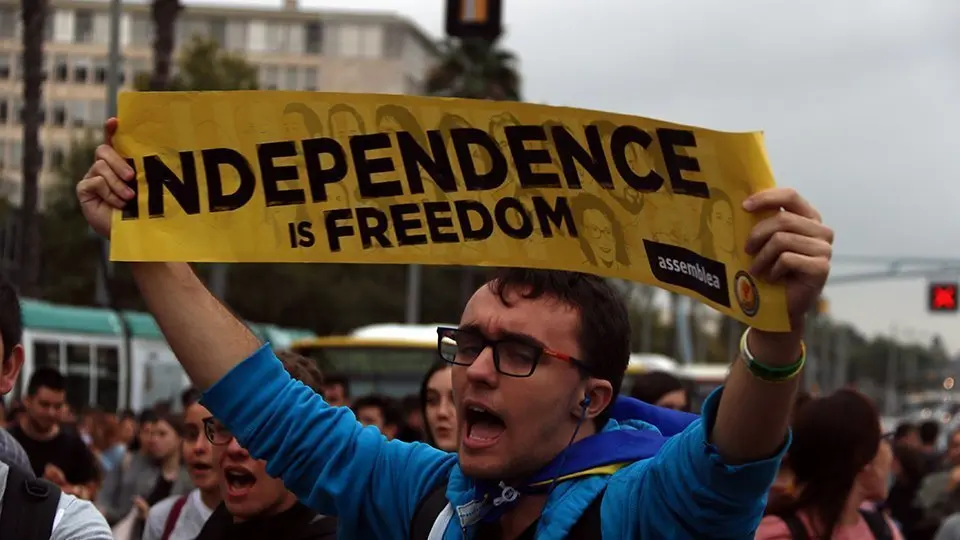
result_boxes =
[111,91,788,331]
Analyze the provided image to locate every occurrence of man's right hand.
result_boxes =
[76,117,137,239]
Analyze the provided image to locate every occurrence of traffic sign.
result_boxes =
[445,0,503,40]
[928,282,958,312]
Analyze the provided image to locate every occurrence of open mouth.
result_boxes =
[223,467,257,497]
[463,405,506,450]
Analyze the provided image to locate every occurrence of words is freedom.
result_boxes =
[120,121,712,252]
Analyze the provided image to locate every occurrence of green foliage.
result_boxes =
[425,37,522,101]
[134,35,259,92]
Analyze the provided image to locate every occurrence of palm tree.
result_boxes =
[19,0,48,296]
[149,0,183,90]
[425,36,522,307]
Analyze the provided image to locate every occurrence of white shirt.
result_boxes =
[142,489,216,540]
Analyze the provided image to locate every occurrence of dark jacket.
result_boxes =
[195,501,337,540]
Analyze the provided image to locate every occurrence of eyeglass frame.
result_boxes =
[202,416,234,446]
[436,326,592,378]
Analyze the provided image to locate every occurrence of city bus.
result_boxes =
[291,323,728,408]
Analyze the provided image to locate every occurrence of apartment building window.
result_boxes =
[264,23,288,53]
[338,25,360,58]
[54,55,68,82]
[303,67,318,91]
[304,22,323,54]
[9,140,20,168]
[260,65,278,90]
[0,99,7,125]
[383,25,404,59]
[209,17,227,46]
[283,67,298,91]
[51,101,66,127]
[44,17,54,42]
[73,57,91,84]
[0,55,9,80]
[93,13,110,45]
[360,26,383,59]
[94,58,109,84]
[130,57,149,83]
[0,8,14,40]
[89,101,106,127]
[12,53,20,80]
[74,10,95,44]
[68,101,87,128]
[130,14,152,47]
[225,20,247,52]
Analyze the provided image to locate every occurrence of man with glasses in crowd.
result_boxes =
[78,118,834,539]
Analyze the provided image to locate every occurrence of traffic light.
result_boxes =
[928,282,958,312]
[445,0,503,40]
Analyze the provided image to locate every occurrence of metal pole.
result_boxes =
[404,264,422,324]
[885,326,899,416]
[96,0,122,306]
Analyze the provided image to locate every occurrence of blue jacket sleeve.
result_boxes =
[604,386,788,539]
[201,344,457,538]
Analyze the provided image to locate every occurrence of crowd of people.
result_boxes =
[0,115,946,540]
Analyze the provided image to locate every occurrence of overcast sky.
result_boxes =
[199,0,960,352]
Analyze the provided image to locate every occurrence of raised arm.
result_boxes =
[713,188,833,464]
[77,119,455,537]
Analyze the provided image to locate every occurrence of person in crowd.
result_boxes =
[894,422,922,450]
[143,392,221,540]
[0,272,112,538]
[5,400,23,427]
[195,351,337,540]
[118,410,138,451]
[628,370,691,412]
[320,373,350,408]
[887,442,939,540]
[91,411,127,473]
[130,409,157,455]
[97,409,192,539]
[8,367,100,500]
[755,389,901,539]
[419,361,458,452]
[396,394,424,443]
[917,428,960,525]
[72,406,98,445]
[352,394,401,440]
[82,119,834,538]
[920,421,944,471]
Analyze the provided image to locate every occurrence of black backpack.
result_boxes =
[0,464,62,540]
[778,509,894,540]
[409,479,604,540]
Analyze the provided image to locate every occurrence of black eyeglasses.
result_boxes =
[202,417,233,446]
[436,326,590,378]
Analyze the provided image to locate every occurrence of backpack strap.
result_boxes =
[410,479,451,540]
[565,487,605,539]
[0,464,63,540]
[859,509,894,540]
[161,494,190,540]
[776,513,811,540]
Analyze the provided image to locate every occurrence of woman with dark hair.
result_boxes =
[629,371,689,412]
[571,192,629,271]
[697,187,737,261]
[756,389,901,539]
[418,361,457,452]
[377,104,426,147]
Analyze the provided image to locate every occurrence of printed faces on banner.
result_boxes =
[111,93,786,330]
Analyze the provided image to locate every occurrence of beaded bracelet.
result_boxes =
[739,327,806,383]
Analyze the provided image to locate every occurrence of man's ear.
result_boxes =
[0,344,23,396]
[573,378,614,421]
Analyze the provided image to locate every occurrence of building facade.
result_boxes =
[0,0,439,203]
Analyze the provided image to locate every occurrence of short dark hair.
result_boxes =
[0,274,22,363]
[352,394,400,427]
[919,420,940,445]
[629,371,688,407]
[277,350,325,394]
[27,367,65,396]
[180,387,202,409]
[487,268,631,428]
[894,422,916,442]
[324,373,350,397]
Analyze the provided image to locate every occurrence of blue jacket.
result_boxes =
[202,344,788,539]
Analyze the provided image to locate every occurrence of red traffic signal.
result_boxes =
[445,0,503,40]
[929,282,958,312]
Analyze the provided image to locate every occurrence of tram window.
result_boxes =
[95,346,120,412]
[65,344,91,409]
[33,341,60,370]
